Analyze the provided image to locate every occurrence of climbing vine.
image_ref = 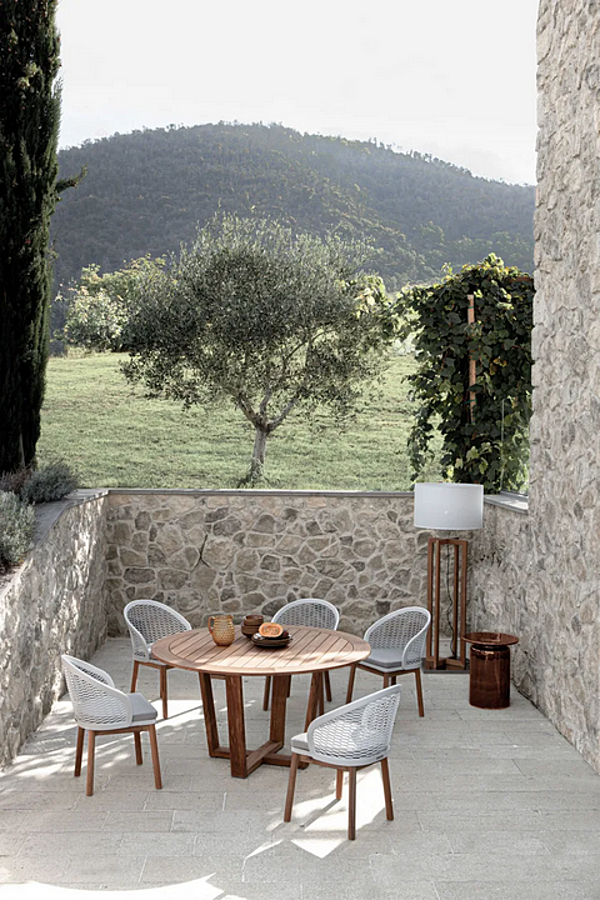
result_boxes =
[399,254,534,492]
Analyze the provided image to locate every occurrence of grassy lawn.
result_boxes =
[37,352,442,490]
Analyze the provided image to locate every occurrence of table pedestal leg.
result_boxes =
[225,675,248,777]
[304,672,324,731]
[198,673,222,757]
[270,675,290,744]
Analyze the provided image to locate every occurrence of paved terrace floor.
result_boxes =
[1,638,599,900]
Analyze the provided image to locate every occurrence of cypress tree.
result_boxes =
[0,0,61,471]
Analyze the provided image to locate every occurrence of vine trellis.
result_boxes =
[398,254,534,492]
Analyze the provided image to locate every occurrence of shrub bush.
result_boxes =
[0,467,33,495]
[0,492,35,572]
[20,462,78,504]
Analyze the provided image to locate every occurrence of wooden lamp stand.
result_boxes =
[425,536,468,670]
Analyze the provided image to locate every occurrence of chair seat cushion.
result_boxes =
[291,732,310,754]
[128,692,158,723]
[363,649,404,670]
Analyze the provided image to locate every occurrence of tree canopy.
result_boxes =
[122,216,393,482]
[62,256,165,352]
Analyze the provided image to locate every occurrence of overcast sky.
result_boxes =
[56,0,539,185]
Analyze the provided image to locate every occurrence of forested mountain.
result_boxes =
[52,122,535,294]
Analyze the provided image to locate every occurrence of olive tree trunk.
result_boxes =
[250,426,269,479]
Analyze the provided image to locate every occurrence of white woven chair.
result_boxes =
[284,684,402,840]
[262,598,340,712]
[61,654,162,797]
[346,607,431,716]
[124,599,192,719]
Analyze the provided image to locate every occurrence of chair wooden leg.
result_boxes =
[348,767,357,840]
[345,664,357,703]
[284,752,300,822]
[263,675,272,711]
[148,725,163,790]
[381,757,394,820]
[86,731,96,797]
[134,731,143,765]
[130,659,140,693]
[160,666,168,719]
[324,670,332,702]
[415,668,425,717]
[74,727,85,777]
[335,768,344,800]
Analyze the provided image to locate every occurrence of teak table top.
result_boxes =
[152,624,371,678]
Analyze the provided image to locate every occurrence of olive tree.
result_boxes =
[123,216,391,481]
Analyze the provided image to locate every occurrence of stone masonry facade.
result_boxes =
[470,1,600,773]
[528,0,600,769]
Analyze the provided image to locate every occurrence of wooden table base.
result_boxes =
[199,670,323,777]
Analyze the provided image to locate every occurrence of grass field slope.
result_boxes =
[38,352,441,491]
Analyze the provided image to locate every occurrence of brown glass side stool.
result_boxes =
[461,632,519,709]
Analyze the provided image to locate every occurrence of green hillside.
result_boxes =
[52,122,535,295]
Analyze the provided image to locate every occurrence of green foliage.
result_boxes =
[0,492,35,573]
[0,467,34,496]
[50,122,534,317]
[0,0,63,471]
[123,215,393,479]
[399,255,533,492]
[63,257,165,351]
[20,461,78,503]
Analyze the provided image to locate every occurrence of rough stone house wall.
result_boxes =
[471,0,600,772]
[528,0,600,768]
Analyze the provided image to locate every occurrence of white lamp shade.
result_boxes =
[414,483,483,531]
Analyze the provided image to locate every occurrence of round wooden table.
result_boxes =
[462,631,519,709]
[152,624,371,778]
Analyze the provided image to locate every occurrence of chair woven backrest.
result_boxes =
[124,600,192,660]
[307,684,402,767]
[272,598,340,630]
[365,607,431,669]
[62,655,131,729]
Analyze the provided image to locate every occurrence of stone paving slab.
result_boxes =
[0,637,599,899]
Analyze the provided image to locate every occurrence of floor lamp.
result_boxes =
[414,483,483,670]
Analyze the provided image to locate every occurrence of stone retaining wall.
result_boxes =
[3,479,598,774]
[0,496,108,768]
[104,490,429,639]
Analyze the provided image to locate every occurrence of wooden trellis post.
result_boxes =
[467,293,476,421]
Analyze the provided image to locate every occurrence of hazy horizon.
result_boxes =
[56,0,538,186]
